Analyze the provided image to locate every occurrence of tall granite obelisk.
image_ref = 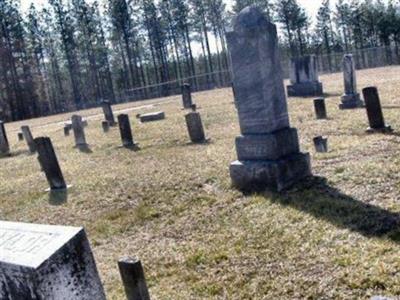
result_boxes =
[339,54,364,109]
[226,6,311,191]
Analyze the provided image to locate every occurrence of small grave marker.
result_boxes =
[362,87,392,133]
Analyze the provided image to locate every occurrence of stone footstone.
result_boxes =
[64,126,71,136]
[35,137,67,191]
[118,114,137,148]
[181,83,193,109]
[139,111,165,123]
[0,221,106,300]
[0,121,10,156]
[313,136,328,153]
[101,100,116,126]
[102,121,110,133]
[287,55,323,97]
[226,6,312,192]
[362,87,392,133]
[118,257,150,300]
[18,132,24,141]
[185,111,206,143]
[71,115,89,149]
[21,125,36,153]
[340,54,364,109]
[314,98,327,119]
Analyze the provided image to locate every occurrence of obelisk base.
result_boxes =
[287,82,323,97]
[339,94,364,109]
[230,152,311,192]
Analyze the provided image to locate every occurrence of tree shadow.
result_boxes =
[259,176,400,243]
[76,144,93,153]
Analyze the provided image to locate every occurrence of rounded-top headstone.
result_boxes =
[233,6,275,35]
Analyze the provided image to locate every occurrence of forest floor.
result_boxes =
[1,66,400,299]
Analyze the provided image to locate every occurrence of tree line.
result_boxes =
[0,0,399,121]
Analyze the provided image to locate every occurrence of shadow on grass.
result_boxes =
[263,176,400,243]
[48,189,68,205]
[76,144,93,153]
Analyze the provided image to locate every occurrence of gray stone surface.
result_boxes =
[0,121,10,156]
[287,55,323,97]
[185,112,206,143]
[0,221,106,300]
[181,83,193,109]
[362,87,392,133]
[21,125,36,153]
[118,257,150,300]
[314,98,327,119]
[139,111,165,123]
[313,136,328,153]
[118,114,136,148]
[35,137,67,190]
[340,54,364,109]
[226,6,311,191]
[71,115,88,148]
[101,100,116,126]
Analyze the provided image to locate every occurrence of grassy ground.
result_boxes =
[1,66,400,299]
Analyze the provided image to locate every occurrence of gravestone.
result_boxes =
[340,54,364,109]
[0,121,10,156]
[18,132,24,141]
[287,55,323,97]
[118,114,136,148]
[71,115,89,149]
[226,6,311,191]
[118,257,150,300]
[362,87,392,133]
[181,83,193,109]
[64,126,71,136]
[314,98,327,119]
[139,111,165,123]
[21,125,36,153]
[102,121,110,133]
[313,136,328,153]
[101,100,116,126]
[0,221,106,300]
[35,137,67,191]
[185,107,206,143]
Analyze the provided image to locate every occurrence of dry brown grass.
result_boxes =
[1,66,400,299]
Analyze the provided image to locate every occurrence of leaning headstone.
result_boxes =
[118,114,137,148]
[101,100,116,126]
[313,136,328,153]
[226,6,311,191]
[0,121,10,156]
[0,221,106,300]
[102,121,110,133]
[35,137,67,191]
[287,55,323,97]
[340,54,364,109]
[118,257,150,300]
[139,111,165,123]
[181,83,193,109]
[185,107,206,143]
[21,125,36,153]
[18,132,24,141]
[314,98,327,119]
[362,87,392,133]
[71,115,89,149]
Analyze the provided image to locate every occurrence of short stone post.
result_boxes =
[181,83,193,109]
[35,137,67,190]
[64,126,71,136]
[21,125,36,153]
[226,6,311,191]
[185,106,206,143]
[102,121,110,133]
[18,132,24,141]
[340,54,364,109]
[101,100,116,126]
[362,87,392,133]
[118,257,150,300]
[118,114,136,148]
[0,121,10,156]
[313,136,328,153]
[314,98,327,119]
[71,115,88,148]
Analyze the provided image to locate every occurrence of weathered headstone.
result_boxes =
[226,6,311,191]
[362,87,392,133]
[18,132,24,141]
[0,221,106,300]
[101,100,116,126]
[340,54,364,109]
[181,83,193,109]
[118,257,150,300]
[35,137,67,191]
[0,121,10,156]
[314,98,327,119]
[71,115,89,149]
[118,114,136,148]
[185,107,206,143]
[64,125,71,136]
[139,111,165,123]
[313,136,328,153]
[102,121,110,133]
[287,55,323,97]
[21,125,36,153]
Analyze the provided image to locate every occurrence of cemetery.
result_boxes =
[1,2,400,300]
